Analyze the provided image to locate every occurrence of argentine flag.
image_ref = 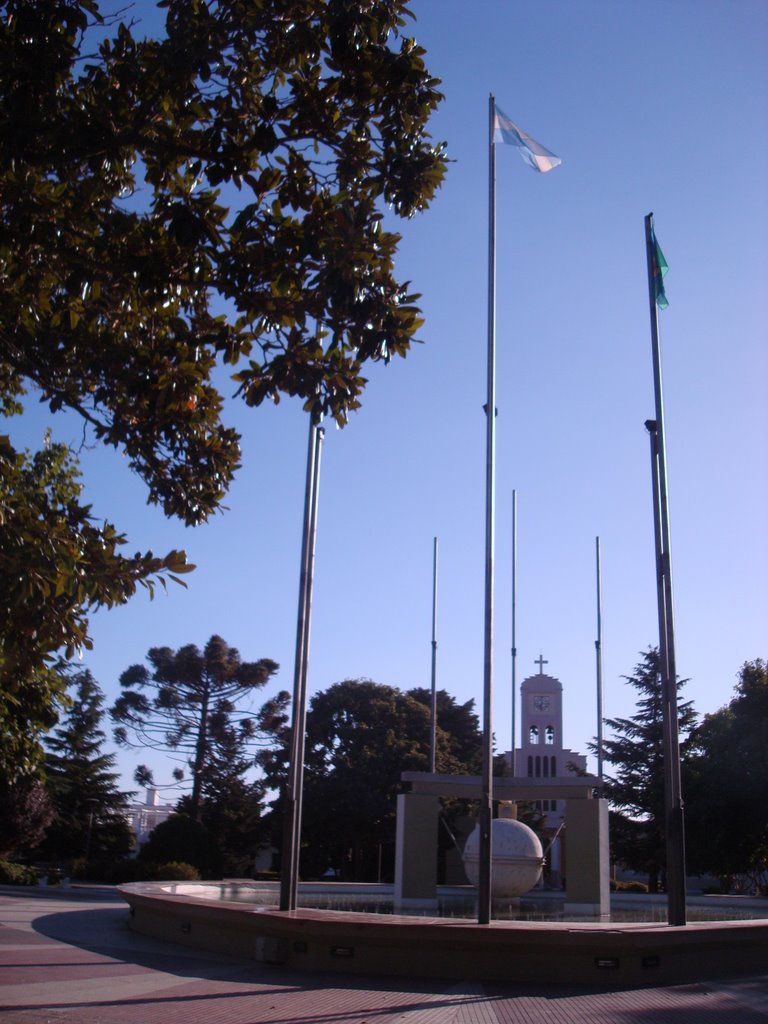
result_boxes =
[493,106,561,173]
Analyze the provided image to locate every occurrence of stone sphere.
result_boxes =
[462,818,544,897]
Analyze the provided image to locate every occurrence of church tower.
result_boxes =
[505,658,589,887]
[511,657,587,828]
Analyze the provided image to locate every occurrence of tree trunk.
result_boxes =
[190,684,211,821]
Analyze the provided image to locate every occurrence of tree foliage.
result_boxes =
[138,814,221,878]
[303,679,435,881]
[407,687,483,774]
[1,0,445,480]
[597,649,697,891]
[176,715,270,875]
[0,774,54,859]
[685,659,768,888]
[0,0,444,758]
[111,634,283,819]
[259,679,483,882]
[0,438,191,782]
[32,669,134,862]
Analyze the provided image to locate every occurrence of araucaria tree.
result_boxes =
[34,669,134,862]
[111,635,283,819]
[1,1,445,754]
[598,649,697,892]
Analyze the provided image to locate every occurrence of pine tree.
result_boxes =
[597,648,697,891]
[196,722,268,876]
[35,669,133,862]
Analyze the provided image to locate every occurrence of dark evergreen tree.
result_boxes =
[138,814,220,878]
[177,718,269,876]
[112,635,285,820]
[303,680,434,881]
[258,680,486,883]
[34,669,133,862]
[0,775,54,859]
[407,687,483,773]
[596,648,697,892]
[685,659,768,889]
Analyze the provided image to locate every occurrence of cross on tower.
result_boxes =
[535,654,548,675]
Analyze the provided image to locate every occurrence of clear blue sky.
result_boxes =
[13,0,767,796]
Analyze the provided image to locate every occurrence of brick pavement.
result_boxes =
[1,891,767,1024]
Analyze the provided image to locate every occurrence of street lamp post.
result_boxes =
[84,798,99,862]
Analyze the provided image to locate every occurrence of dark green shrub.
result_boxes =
[66,858,200,883]
[138,815,220,878]
[0,860,38,885]
[131,860,201,882]
[150,861,200,881]
[68,858,134,884]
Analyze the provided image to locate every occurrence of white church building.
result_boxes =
[505,658,589,885]
[125,788,176,848]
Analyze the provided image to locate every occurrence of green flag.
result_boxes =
[650,227,669,310]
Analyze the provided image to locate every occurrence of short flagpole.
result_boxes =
[478,92,497,926]
[644,213,686,926]
[595,536,604,788]
[429,536,439,774]
[511,490,518,776]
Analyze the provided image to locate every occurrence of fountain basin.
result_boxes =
[118,880,768,988]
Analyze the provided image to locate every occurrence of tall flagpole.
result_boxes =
[429,536,439,774]
[511,490,518,776]
[595,536,604,787]
[644,212,686,926]
[280,413,324,912]
[478,92,497,925]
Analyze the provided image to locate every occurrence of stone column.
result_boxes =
[563,797,610,916]
[394,793,440,910]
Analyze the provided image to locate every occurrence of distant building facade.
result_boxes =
[126,788,176,847]
[504,660,588,885]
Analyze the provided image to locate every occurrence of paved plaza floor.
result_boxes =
[1,888,767,1024]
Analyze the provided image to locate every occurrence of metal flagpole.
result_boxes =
[511,490,518,777]
[292,415,324,898]
[644,212,686,926]
[595,536,604,788]
[645,415,671,802]
[429,536,439,774]
[479,92,498,926]
[280,413,324,912]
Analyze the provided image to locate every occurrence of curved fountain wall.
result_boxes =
[118,880,768,987]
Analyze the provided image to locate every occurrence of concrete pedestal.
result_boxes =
[393,775,610,916]
[394,793,440,910]
[563,797,610,916]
